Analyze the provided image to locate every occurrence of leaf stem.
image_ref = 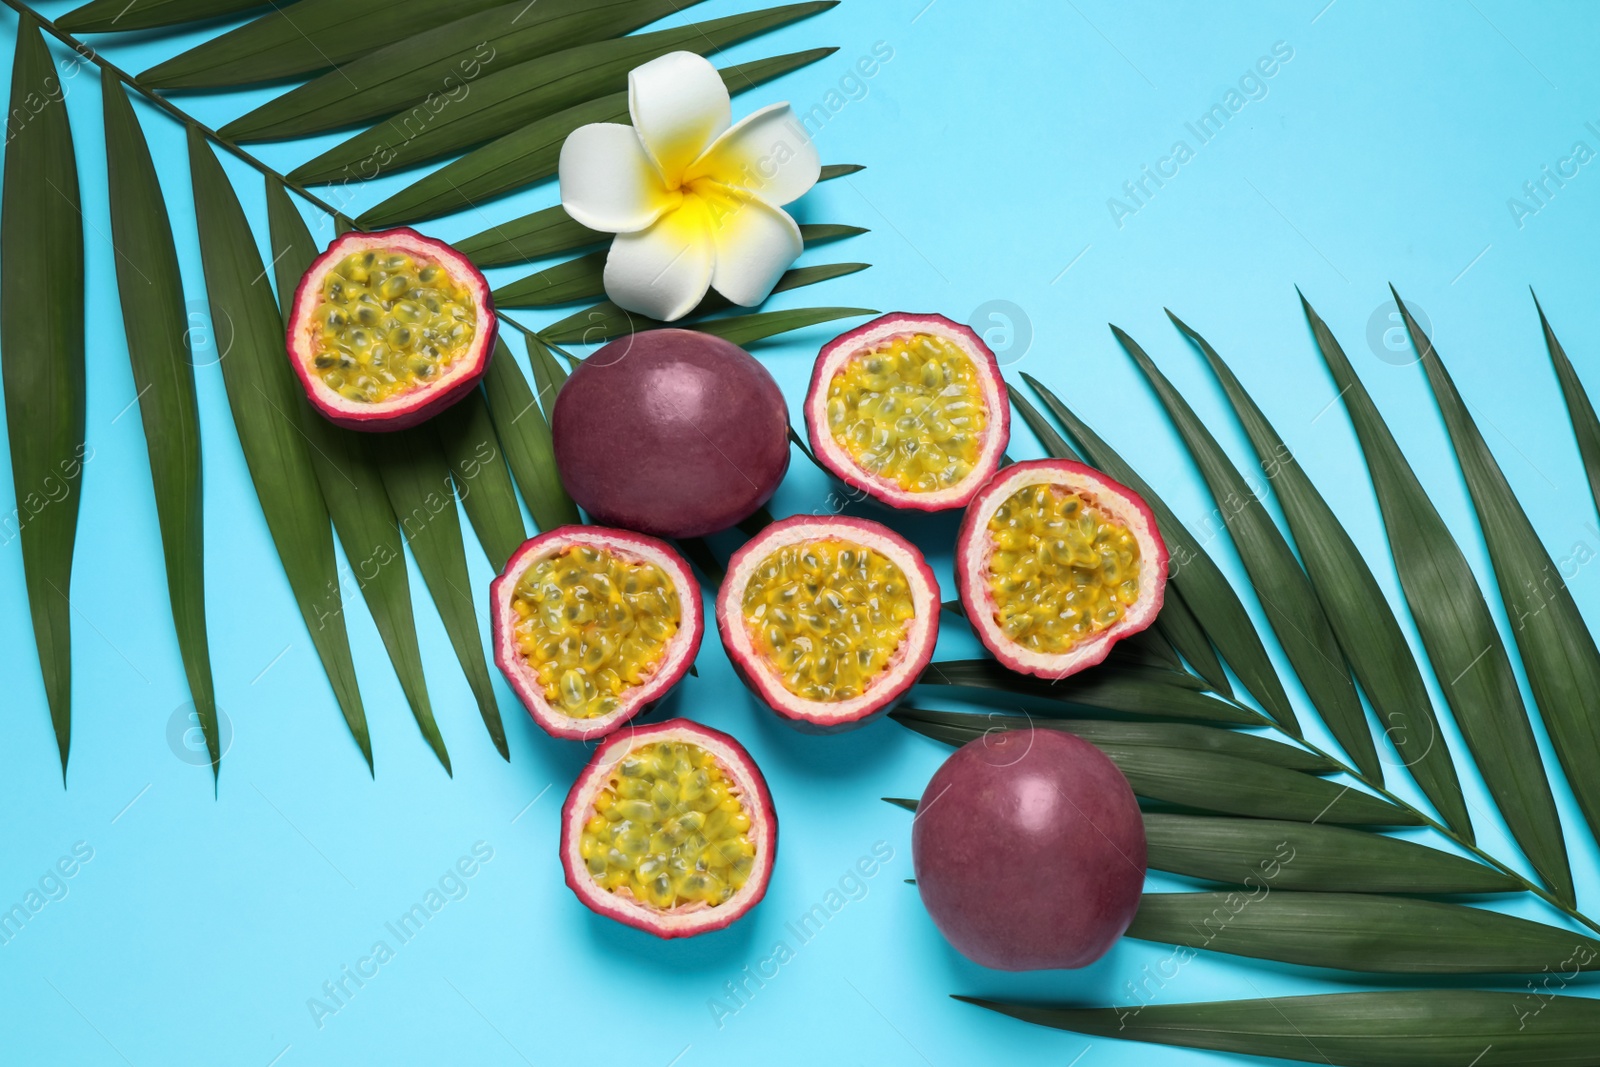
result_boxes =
[1,0,561,353]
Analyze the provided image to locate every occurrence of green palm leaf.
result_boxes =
[1024,375,1297,731]
[482,338,580,531]
[917,659,1266,726]
[102,76,218,778]
[433,390,526,573]
[359,47,836,227]
[1170,312,1469,837]
[525,334,569,408]
[289,2,837,185]
[142,0,513,88]
[1142,814,1519,894]
[960,991,1600,1066]
[1094,745,1418,825]
[457,207,603,272]
[1008,383,1230,691]
[1302,293,1572,903]
[380,426,504,763]
[1113,325,1379,781]
[1537,292,1600,516]
[1127,892,1599,973]
[59,0,265,33]
[2,13,85,778]
[263,179,450,773]
[187,128,372,771]
[1398,289,1600,863]
[222,0,701,142]
[890,706,1334,772]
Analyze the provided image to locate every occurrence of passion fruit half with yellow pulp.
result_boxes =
[717,515,940,729]
[806,313,1010,510]
[491,526,702,741]
[286,227,494,430]
[957,459,1167,680]
[561,719,776,938]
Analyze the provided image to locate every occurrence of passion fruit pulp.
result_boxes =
[913,727,1146,970]
[286,227,495,430]
[490,526,702,741]
[716,515,940,729]
[806,313,1010,511]
[957,459,1167,679]
[561,719,776,938]
[551,329,790,538]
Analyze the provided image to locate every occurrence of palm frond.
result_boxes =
[189,128,373,772]
[1168,311,1469,837]
[222,0,701,141]
[1397,289,1600,872]
[287,3,836,185]
[2,12,86,778]
[103,75,219,780]
[1302,293,1572,902]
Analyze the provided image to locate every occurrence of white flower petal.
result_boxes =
[686,103,819,207]
[628,51,731,181]
[700,184,803,308]
[559,122,674,233]
[603,203,716,322]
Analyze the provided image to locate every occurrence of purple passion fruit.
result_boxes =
[551,329,789,538]
[913,727,1146,969]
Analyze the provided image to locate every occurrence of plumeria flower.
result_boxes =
[558,51,820,322]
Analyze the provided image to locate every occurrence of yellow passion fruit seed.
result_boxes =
[826,332,988,493]
[512,546,681,719]
[742,539,915,702]
[311,249,477,404]
[986,484,1142,653]
[579,741,756,909]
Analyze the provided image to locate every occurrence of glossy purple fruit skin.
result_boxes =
[552,329,791,538]
[912,729,1146,970]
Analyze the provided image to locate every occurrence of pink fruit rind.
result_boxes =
[285,227,496,432]
[490,525,703,741]
[805,312,1010,511]
[716,514,940,728]
[560,719,776,938]
[956,459,1167,680]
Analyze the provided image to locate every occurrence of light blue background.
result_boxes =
[3,1,1599,1064]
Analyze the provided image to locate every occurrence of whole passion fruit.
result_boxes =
[716,515,939,729]
[286,227,495,430]
[490,526,702,741]
[957,458,1167,680]
[551,329,789,538]
[806,313,1010,511]
[561,718,776,938]
[913,727,1146,970]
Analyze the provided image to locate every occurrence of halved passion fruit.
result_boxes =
[805,313,1010,511]
[716,515,940,729]
[561,719,776,938]
[490,526,702,741]
[957,459,1167,680]
[286,227,495,430]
